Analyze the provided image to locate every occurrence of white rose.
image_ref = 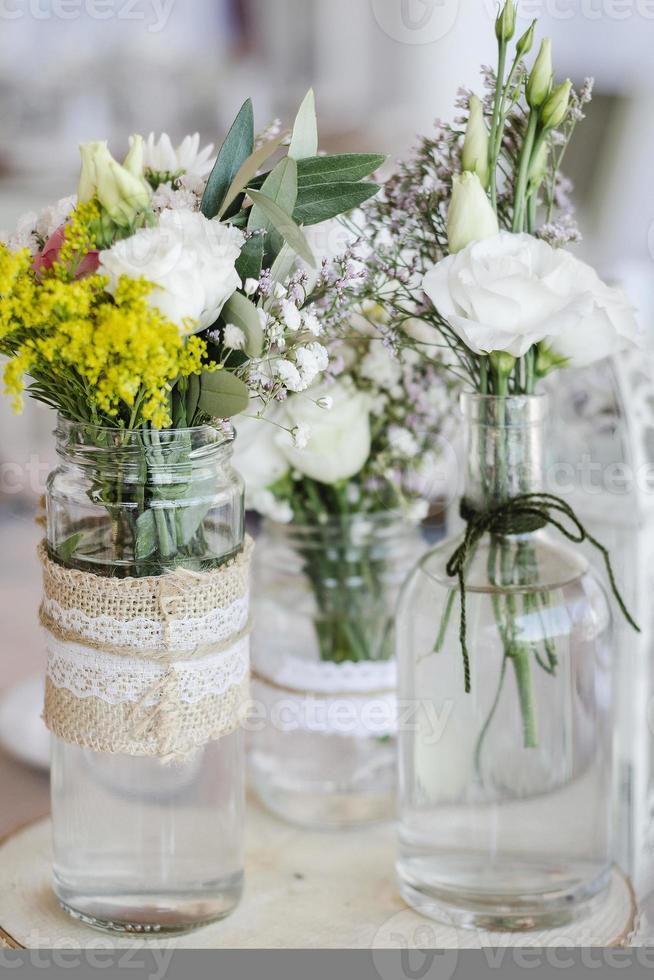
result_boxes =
[232,411,289,506]
[99,210,243,334]
[278,380,371,484]
[423,231,640,361]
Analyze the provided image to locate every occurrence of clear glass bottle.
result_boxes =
[249,513,423,828]
[396,394,613,930]
[47,419,246,934]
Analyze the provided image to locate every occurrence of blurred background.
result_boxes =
[0,0,653,815]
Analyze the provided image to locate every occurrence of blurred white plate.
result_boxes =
[0,675,50,771]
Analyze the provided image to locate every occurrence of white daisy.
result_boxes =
[137,133,215,180]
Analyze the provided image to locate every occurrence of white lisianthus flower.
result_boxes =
[232,412,289,509]
[99,210,244,334]
[423,231,640,361]
[278,380,371,484]
[544,273,641,368]
[138,133,215,180]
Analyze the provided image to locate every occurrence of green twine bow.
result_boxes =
[446,492,640,693]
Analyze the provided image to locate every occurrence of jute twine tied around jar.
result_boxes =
[40,537,254,760]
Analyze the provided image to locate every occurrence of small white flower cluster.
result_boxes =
[2,195,76,255]
[240,265,330,404]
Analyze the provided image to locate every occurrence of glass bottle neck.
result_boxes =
[461,393,547,510]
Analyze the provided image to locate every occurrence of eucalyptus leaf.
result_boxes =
[289,88,318,161]
[217,134,285,219]
[135,510,157,560]
[221,292,264,358]
[201,98,254,219]
[293,181,380,226]
[246,188,315,267]
[247,153,386,194]
[297,153,386,186]
[247,157,298,234]
[235,233,265,283]
[266,241,297,298]
[198,370,250,419]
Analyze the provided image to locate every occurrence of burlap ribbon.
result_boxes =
[40,537,254,759]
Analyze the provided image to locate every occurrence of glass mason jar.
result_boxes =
[396,394,613,930]
[46,419,246,934]
[249,512,423,828]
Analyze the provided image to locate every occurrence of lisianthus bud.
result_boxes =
[123,134,145,180]
[535,342,568,377]
[528,141,549,187]
[495,0,516,42]
[462,96,490,190]
[100,159,152,227]
[447,172,499,255]
[526,38,553,108]
[541,79,572,130]
[516,20,535,57]
[77,140,151,228]
[490,350,516,377]
[77,141,104,204]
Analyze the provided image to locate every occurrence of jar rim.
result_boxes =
[262,509,419,540]
[460,391,549,425]
[55,414,235,446]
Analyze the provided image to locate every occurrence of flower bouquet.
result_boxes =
[360,4,641,929]
[0,92,382,933]
[235,274,455,826]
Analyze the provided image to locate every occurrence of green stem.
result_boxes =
[512,110,539,232]
[489,42,507,211]
[510,645,538,747]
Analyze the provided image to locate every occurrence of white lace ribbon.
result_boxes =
[252,655,397,738]
[41,593,249,653]
[46,633,250,707]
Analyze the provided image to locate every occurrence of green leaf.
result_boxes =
[289,88,318,161]
[297,153,386,187]
[235,233,265,283]
[267,241,297,295]
[247,157,298,234]
[293,181,380,226]
[201,98,254,219]
[135,510,157,560]
[198,370,250,419]
[56,531,83,562]
[221,292,264,358]
[217,134,285,219]
[246,188,316,267]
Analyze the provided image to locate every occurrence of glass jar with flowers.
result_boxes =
[358,4,641,929]
[237,283,456,828]
[0,92,381,933]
